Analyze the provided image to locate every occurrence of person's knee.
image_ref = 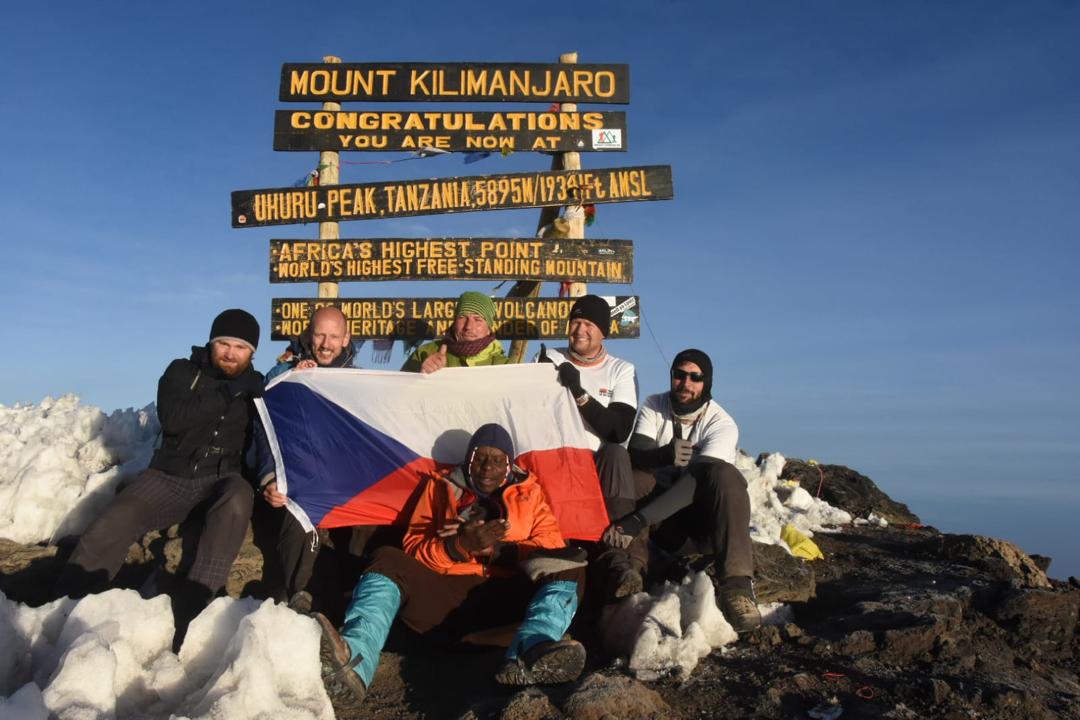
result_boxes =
[366,545,409,575]
[80,491,150,546]
[208,476,254,528]
[702,461,747,496]
[596,443,630,465]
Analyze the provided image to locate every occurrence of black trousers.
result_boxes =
[63,467,253,595]
[636,460,754,579]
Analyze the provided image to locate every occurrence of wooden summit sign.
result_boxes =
[271,296,641,341]
[270,238,633,283]
[273,110,627,153]
[280,62,629,103]
[233,165,671,228]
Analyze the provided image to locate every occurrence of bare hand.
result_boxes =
[437,515,468,538]
[420,344,449,374]
[295,359,318,370]
[458,519,509,554]
[672,438,694,467]
[262,481,287,508]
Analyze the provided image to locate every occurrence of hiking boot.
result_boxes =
[494,639,586,686]
[313,612,367,712]
[288,590,313,615]
[718,589,762,634]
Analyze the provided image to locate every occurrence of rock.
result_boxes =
[499,688,563,720]
[561,673,670,720]
[927,678,951,705]
[782,623,804,640]
[837,629,876,656]
[781,459,920,525]
[752,541,815,603]
[920,534,1052,589]
[991,588,1080,655]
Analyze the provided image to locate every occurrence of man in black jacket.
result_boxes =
[57,309,264,632]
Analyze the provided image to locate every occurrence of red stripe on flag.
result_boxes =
[318,457,441,528]
[317,448,607,542]
[517,447,607,541]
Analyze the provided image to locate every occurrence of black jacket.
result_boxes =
[149,345,263,478]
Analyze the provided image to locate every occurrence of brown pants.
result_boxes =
[366,546,584,640]
[634,460,754,579]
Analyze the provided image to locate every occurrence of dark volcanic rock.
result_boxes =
[4,459,1080,720]
[991,587,1080,655]
[782,458,920,525]
[916,533,1052,588]
[752,540,816,603]
[498,689,564,720]
[561,674,670,720]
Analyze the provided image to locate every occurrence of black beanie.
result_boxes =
[670,348,713,414]
[466,423,515,460]
[569,295,611,337]
[209,309,260,352]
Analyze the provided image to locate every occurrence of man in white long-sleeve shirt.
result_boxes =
[535,295,640,600]
[606,348,761,633]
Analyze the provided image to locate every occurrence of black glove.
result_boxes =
[538,343,555,364]
[225,373,264,399]
[557,362,586,399]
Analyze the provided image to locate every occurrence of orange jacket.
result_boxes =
[403,466,566,576]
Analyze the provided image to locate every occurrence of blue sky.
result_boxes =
[3,2,1078,575]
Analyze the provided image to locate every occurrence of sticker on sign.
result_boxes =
[592,128,623,149]
[609,296,637,315]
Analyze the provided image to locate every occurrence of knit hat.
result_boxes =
[209,309,260,352]
[455,291,497,328]
[669,348,713,414]
[466,423,515,460]
[569,295,611,337]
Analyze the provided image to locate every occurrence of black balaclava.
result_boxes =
[669,348,713,415]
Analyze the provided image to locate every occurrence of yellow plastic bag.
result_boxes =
[781,523,824,560]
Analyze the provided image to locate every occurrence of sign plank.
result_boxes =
[273,110,627,153]
[280,62,629,103]
[271,296,640,341]
[233,165,672,228]
[270,238,633,283]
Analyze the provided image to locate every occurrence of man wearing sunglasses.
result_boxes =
[605,348,761,633]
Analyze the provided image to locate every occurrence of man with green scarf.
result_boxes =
[401,291,509,372]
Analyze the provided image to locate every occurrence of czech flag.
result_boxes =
[255,364,608,541]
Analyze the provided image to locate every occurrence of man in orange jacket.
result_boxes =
[311,423,588,713]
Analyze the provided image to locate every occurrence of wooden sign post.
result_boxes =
[271,296,641,341]
[509,51,581,363]
[318,55,341,300]
[232,165,671,227]
[270,238,634,283]
[234,53,670,360]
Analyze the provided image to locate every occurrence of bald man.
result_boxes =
[266,305,355,381]
[254,305,358,609]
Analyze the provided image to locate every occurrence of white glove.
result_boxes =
[672,438,694,467]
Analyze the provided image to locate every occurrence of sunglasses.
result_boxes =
[671,369,706,382]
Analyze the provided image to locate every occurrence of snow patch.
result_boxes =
[601,572,740,680]
[0,395,159,545]
[738,452,853,549]
[0,590,333,720]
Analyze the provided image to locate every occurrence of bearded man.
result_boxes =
[56,309,264,639]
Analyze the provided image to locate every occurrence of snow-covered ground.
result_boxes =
[0,395,159,545]
[0,589,333,719]
[0,395,858,712]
